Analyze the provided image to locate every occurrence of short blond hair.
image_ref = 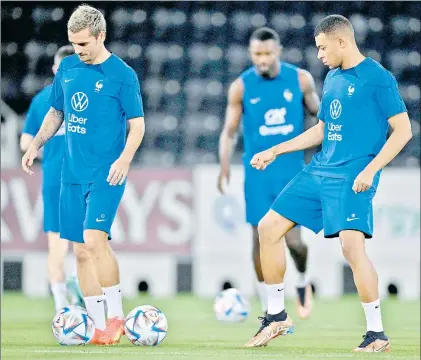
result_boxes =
[68,4,106,37]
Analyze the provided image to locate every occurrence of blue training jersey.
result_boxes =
[22,85,65,188]
[241,62,305,176]
[304,57,407,179]
[49,54,144,184]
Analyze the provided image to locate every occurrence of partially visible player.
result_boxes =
[245,15,412,352]
[20,45,84,312]
[22,5,145,345]
[218,27,320,318]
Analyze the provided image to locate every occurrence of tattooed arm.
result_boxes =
[32,107,64,150]
[21,107,64,175]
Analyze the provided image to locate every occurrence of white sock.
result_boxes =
[266,283,285,315]
[256,281,267,312]
[102,284,124,319]
[296,272,308,288]
[362,299,384,332]
[84,295,106,330]
[51,283,69,312]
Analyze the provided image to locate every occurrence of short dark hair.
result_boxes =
[314,15,354,37]
[55,45,74,61]
[250,27,280,44]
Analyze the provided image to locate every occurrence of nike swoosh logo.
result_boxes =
[96,218,106,222]
[346,217,360,221]
[277,288,284,292]
[264,324,291,340]
[64,79,74,83]
[96,299,104,303]
[250,98,261,104]
[374,342,389,352]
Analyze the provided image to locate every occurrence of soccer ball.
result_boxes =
[124,305,168,346]
[51,305,95,345]
[214,288,250,322]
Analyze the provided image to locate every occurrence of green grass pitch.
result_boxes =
[1,292,419,360]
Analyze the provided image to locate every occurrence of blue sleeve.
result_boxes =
[49,68,64,111]
[375,72,407,119]
[22,97,42,136]
[119,71,144,120]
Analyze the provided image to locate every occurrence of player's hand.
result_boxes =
[217,166,230,194]
[107,157,131,186]
[21,144,38,175]
[250,149,276,171]
[352,169,375,193]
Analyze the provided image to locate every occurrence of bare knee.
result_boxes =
[258,210,294,246]
[257,217,272,242]
[48,232,69,258]
[73,243,91,262]
[340,230,366,265]
[83,230,109,254]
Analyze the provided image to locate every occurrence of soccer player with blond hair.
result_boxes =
[22,5,145,345]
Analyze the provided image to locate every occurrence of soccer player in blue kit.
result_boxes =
[218,27,320,319]
[245,15,412,352]
[20,45,84,313]
[22,5,145,345]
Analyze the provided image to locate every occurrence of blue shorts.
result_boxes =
[42,186,60,233]
[59,181,125,243]
[244,166,298,226]
[271,171,379,239]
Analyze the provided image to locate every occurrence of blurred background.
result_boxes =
[1,2,420,301]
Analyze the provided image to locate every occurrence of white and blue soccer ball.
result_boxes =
[124,305,168,346]
[51,305,95,345]
[214,288,250,322]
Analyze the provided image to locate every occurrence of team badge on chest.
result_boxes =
[283,89,293,102]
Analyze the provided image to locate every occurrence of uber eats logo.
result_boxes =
[68,92,88,134]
